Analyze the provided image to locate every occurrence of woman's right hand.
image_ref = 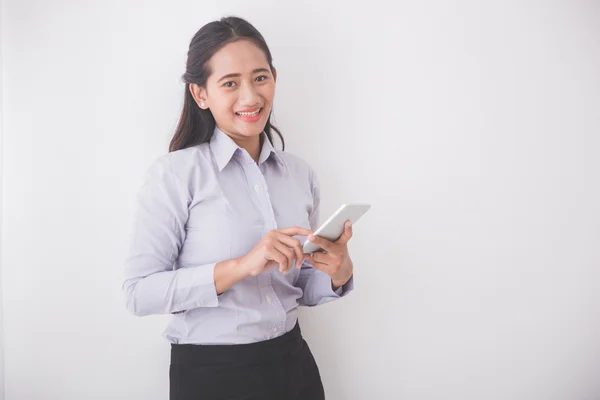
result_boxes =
[238,226,314,277]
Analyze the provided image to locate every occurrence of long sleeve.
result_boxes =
[296,167,354,307]
[122,156,219,316]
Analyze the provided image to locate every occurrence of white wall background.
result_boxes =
[2,1,600,399]
[0,0,5,396]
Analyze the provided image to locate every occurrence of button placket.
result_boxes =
[249,163,277,231]
[249,161,285,336]
[259,169,277,230]
[268,273,287,334]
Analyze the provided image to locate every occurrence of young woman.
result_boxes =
[123,16,355,400]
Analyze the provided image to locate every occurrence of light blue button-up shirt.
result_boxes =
[123,127,354,344]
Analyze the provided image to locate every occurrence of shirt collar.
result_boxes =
[210,126,285,171]
[258,130,285,168]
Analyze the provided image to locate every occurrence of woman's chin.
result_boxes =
[234,122,267,137]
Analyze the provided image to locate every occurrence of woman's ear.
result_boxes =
[272,67,277,83]
[189,83,208,109]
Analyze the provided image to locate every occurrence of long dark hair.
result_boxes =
[169,16,284,153]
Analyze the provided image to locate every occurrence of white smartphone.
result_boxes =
[302,203,371,253]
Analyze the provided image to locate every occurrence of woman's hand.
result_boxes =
[305,220,354,288]
[237,226,314,277]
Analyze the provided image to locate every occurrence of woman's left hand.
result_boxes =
[305,220,354,289]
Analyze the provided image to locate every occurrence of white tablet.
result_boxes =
[303,203,371,253]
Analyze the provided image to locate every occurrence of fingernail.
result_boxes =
[308,235,315,241]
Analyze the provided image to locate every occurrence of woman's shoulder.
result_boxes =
[143,143,212,181]
[275,149,319,184]
[276,148,309,168]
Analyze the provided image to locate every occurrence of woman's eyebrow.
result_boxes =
[217,68,270,83]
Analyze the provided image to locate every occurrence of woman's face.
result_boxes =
[191,39,277,142]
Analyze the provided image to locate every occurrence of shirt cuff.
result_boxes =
[316,271,354,299]
[171,262,219,313]
[337,274,354,296]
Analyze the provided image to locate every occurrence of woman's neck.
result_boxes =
[229,131,263,164]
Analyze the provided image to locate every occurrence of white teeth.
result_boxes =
[236,109,261,117]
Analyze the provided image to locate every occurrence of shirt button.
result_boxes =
[272,325,278,333]
[266,295,272,304]
[254,184,261,192]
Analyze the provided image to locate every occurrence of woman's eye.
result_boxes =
[223,81,236,87]
[256,75,268,82]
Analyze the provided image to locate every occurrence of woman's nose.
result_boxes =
[238,81,260,105]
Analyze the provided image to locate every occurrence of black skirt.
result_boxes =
[169,322,326,400]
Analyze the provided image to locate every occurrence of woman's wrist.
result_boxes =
[331,277,348,291]
[214,257,249,295]
[331,259,353,289]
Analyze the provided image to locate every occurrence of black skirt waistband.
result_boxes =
[170,321,304,366]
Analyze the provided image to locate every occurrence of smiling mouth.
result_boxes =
[235,108,262,117]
